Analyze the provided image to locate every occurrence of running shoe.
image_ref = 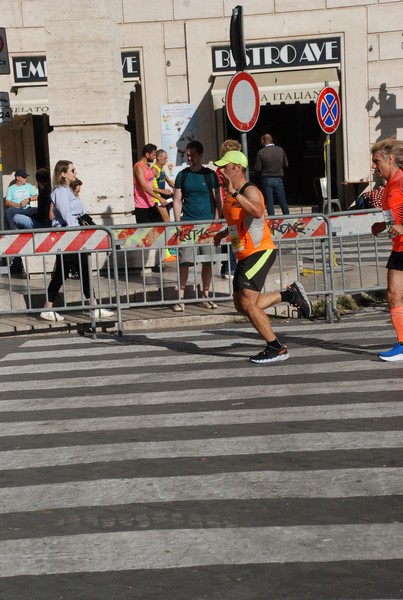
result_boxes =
[249,344,289,364]
[378,343,403,362]
[288,281,312,318]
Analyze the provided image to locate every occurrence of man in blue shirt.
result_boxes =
[5,169,38,274]
[173,141,221,311]
[5,169,38,229]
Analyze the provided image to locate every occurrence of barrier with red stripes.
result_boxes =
[0,228,112,255]
[0,217,330,257]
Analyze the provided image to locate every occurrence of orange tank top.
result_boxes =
[382,169,403,252]
[222,182,275,261]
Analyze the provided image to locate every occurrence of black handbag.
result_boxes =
[77,213,95,226]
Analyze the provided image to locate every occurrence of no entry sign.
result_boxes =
[226,71,260,132]
[316,86,341,134]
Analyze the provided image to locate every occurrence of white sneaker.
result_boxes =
[40,311,65,322]
[91,308,114,318]
[201,300,218,309]
[172,302,185,312]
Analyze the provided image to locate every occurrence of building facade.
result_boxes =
[0,0,402,221]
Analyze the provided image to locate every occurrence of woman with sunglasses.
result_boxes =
[40,160,114,322]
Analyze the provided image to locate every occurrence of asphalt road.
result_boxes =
[0,307,402,599]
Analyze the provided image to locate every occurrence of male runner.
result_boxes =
[213,150,311,364]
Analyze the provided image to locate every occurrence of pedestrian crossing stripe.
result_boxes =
[0,311,401,594]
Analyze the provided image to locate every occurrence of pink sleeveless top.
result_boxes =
[134,161,155,209]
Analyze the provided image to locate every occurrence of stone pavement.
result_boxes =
[0,299,298,338]
[0,256,299,337]
[0,306,401,598]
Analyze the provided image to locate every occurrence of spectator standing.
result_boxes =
[254,134,290,216]
[134,144,173,272]
[213,150,311,364]
[152,148,174,222]
[40,160,114,322]
[370,137,403,361]
[172,140,221,311]
[133,144,171,224]
[69,178,84,279]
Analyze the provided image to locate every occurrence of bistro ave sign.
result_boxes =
[212,37,341,74]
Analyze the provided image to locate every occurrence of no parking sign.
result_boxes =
[316,86,341,134]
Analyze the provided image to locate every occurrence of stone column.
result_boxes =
[44,0,133,223]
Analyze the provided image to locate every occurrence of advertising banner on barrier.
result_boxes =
[113,218,329,249]
[114,222,224,249]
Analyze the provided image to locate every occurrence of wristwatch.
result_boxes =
[232,190,239,198]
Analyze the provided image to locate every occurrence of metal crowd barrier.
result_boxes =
[327,208,387,297]
[267,212,337,321]
[0,209,389,334]
[0,225,122,336]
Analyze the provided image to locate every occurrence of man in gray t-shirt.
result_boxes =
[254,134,289,216]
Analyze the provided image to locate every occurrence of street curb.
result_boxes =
[0,303,298,337]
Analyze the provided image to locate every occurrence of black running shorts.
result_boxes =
[386,251,403,271]
[233,249,276,293]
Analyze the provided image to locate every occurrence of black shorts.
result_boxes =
[386,251,403,271]
[134,206,162,224]
[233,249,276,293]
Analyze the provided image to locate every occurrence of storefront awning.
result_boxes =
[9,86,49,116]
[211,67,339,110]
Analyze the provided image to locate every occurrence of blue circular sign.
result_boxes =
[316,86,341,134]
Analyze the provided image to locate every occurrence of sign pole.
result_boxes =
[241,133,249,179]
[326,134,331,214]
[316,83,341,213]
[0,91,13,230]
[230,4,247,175]
[0,28,10,231]
[0,146,3,231]
[324,80,331,213]
[229,4,258,176]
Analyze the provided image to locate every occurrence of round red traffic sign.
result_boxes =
[316,86,341,134]
[225,71,260,132]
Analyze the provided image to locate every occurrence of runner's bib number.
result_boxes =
[228,224,244,253]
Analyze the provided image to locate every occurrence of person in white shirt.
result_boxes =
[40,160,114,322]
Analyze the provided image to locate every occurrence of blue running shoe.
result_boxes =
[378,343,403,362]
